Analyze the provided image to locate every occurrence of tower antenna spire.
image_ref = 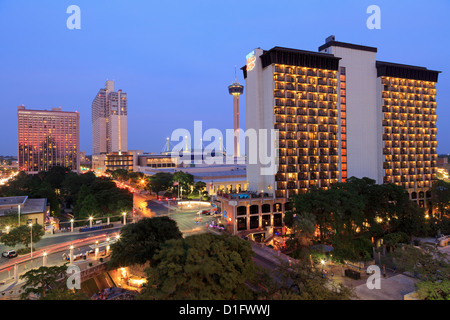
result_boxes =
[234,65,237,82]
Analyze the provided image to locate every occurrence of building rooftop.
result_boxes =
[376,61,441,82]
[0,196,47,216]
[0,196,27,207]
[318,40,378,53]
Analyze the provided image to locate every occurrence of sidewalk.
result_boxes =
[43,221,124,239]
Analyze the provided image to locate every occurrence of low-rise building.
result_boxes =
[0,196,49,227]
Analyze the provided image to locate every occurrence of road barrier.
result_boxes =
[79,224,114,232]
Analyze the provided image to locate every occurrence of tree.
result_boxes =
[110,169,130,181]
[78,194,101,219]
[287,177,430,262]
[389,243,450,300]
[257,252,355,300]
[416,280,450,300]
[430,179,450,221]
[140,233,257,300]
[0,224,44,249]
[109,217,182,268]
[194,181,207,192]
[19,264,88,300]
[391,243,449,282]
[172,171,194,196]
[146,172,173,196]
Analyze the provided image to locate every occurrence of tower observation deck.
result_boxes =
[228,68,244,158]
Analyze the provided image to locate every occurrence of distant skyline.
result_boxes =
[1,0,449,156]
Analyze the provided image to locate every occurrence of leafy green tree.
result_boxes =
[416,280,450,300]
[287,187,333,242]
[61,171,96,207]
[391,243,449,282]
[146,172,174,196]
[258,252,355,300]
[19,264,88,300]
[388,243,449,300]
[38,166,69,190]
[382,232,409,250]
[172,171,194,196]
[431,179,450,221]
[194,181,207,192]
[287,177,430,262]
[78,194,101,219]
[128,171,145,186]
[0,224,44,249]
[109,217,182,268]
[140,233,257,300]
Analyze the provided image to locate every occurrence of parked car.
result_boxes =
[2,250,18,259]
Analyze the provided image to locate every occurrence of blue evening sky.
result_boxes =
[0,0,449,156]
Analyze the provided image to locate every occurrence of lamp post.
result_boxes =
[95,241,99,260]
[18,204,21,226]
[43,252,47,266]
[69,245,74,264]
[106,237,110,254]
[29,223,33,258]
[89,216,93,228]
[5,226,9,234]
[70,219,74,232]
[122,212,127,225]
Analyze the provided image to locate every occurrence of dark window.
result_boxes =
[237,206,247,216]
[273,214,283,227]
[262,215,271,227]
[284,202,292,211]
[250,205,259,215]
[250,216,259,229]
[237,217,247,231]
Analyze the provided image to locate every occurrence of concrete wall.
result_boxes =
[325,45,380,183]
[245,48,276,193]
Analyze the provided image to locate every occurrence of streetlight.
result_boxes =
[95,241,99,259]
[28,223,33,258]
[89,216,93,228]
[122,212,127,225]
[43,252,47,266]
[5,226,9,234]
[69,245,74,264]
[70,219,74,232]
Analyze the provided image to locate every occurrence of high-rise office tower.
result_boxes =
[92,80,128,155]
[242,36,439,209]
[17,106,80,173]
[228,68,244,158]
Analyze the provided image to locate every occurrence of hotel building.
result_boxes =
[218,36,440,239]
[92,80,128,155]
[17,106,80,174]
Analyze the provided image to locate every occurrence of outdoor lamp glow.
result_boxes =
[106,237,110,242]
[28,223,32,227]
[321,259,325,265]
[43,252,47,256]
[70,245,74,250]
[89,216,93,220]
[70,219,74,222]
[122,212,126,215]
